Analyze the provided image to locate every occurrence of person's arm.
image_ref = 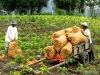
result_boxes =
[81,29,89,37]
[15,28,18,41]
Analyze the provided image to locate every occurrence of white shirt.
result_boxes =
[82,29,92,43]
[5,26,18,42]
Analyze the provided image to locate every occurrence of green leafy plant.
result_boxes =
[0,50,4,56]
[38,47,45,55]
[40,64,49,74]
[77,63,84,71]
[10,70,21,75]
[57,66,67,72]
[25,49,35,57]
[65,56,76,64]
[0,43,5,50]
[6,61,16,67]
[21,65,32,75]
[15,55,24,64]
[29,56,35,61]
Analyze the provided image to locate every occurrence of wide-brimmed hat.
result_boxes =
[11,20,17,24]
[81,22,88,27]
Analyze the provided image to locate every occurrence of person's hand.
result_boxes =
[11,40,16,42]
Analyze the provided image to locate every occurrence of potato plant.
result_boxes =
[0,15,100,75]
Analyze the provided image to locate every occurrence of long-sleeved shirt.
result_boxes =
[5,26,18,42]
[81,29,92,43]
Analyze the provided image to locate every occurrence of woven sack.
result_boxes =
[8,51,16,58]
[71,26,81,33]
[8,42,22,58]
[8,42,18,51]
[65,28,73,33]
[60,42,72,59]
[66,31,87,45]
[51,30,65,44]
[44,45,56,59]
[16,49,22,55]
[53,35,68,52]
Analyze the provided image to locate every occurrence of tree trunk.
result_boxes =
[90,6,94,18]
[30,7,33,15]
[69,5,72,15]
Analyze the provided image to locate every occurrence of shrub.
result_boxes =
[15,55,25,64]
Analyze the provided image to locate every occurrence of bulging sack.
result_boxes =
[44,45,56,59]
[71,26,81,33]
[65,26,81,34]
[65,28,73,33]
[8,42,22,58]
[66,31,87,45]
[51,30,65,44]
[60,42,72,59]
[8,42,18,51]
[53,35,68,52]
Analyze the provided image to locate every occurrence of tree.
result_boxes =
[0,0,29,14]
[79,0,85,13]
[0,0,48,15]
[28,0,37,15]
[86,0,100,18]
[53,0,81,15]
[36,0,48,13]
[28,0,48,14]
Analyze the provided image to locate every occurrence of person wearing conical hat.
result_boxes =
[4,20,18,56]
[81,22,95,62]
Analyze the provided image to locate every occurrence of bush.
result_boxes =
[55,8,66,15]
[15,55,25,64]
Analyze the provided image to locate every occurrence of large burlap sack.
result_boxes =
[65,26,81,34]
[66,31,87,45]
[60,42,72,59]
[53,35,68,52]
[8,42,18,51]
[16,49,22,55]
[51,30,65,44]
[44,45,56,59]
[71,26,81,33]
[8,42,22,58]
[65,28,73,33]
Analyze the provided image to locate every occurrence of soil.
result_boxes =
[0,22,100,75]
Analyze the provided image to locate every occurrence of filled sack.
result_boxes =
[44,45,56,59]
[65,28,73,33]
[60,42,72,59]
[53,35,68,52]
[51,30,65,44]
[8,42,22,58]
[71,26,81,33]
[66,31,87,45]
[65,26,81,34]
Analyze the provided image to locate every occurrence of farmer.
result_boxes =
[81,22,95,62]
[4,20,18,56]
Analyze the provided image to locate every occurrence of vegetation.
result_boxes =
[0,0,48,15]
[86,0,100,18]
[54,0,81,14]
[0,15,100,75]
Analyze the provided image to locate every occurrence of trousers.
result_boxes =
[89,43,95,61]
[4,42,10,55]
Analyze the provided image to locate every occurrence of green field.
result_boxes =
[0,15,100,75]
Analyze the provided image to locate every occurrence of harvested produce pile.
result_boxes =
[44,26,87,62]
[8,42,22,58]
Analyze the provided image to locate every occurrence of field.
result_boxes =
[0,15,100,75]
